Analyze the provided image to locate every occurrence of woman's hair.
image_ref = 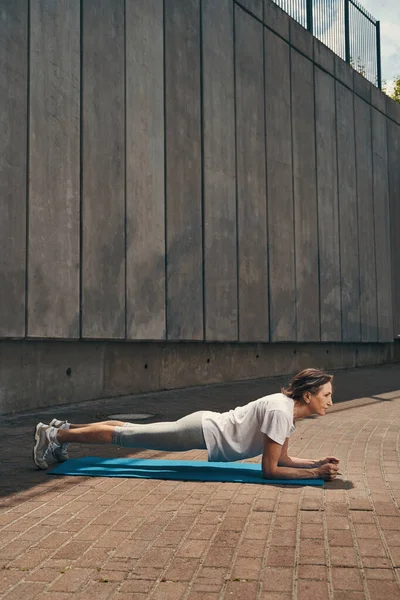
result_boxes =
[282,368,333,402]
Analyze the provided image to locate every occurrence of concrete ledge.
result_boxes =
[335,55,354,89]
[263,0,289,41]
[236,0,263,20]
[370,84,387,114]
[0,340,396,415]
[290,19,313,59]
[313,38,334,76]
[386,95,400,125]
[353,70,372,103]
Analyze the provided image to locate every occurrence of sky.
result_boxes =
[361,0,400,91]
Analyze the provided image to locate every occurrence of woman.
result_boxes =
[33,368,340,480]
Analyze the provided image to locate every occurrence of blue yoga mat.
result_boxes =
[49,457,324,486]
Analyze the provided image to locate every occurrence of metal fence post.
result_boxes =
[376,20,382,89]
[344,0,350,64]
[306,0,313,34]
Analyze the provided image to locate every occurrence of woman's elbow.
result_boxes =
[262,466,278,479]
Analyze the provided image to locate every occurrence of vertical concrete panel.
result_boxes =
[235,6,269,342]
[126,0,165,340]
[315,67,341,341]
[336,82,360,342]
[165,0,203,340]
[291,49,319,341]
[202,0,237,341]
[29,0,80,338]
[371,109,392,342]
[354,96,378,342]
[82,0,125,339]
[0,0,27,337]
[264,29,295,341]
[387,120,400,339]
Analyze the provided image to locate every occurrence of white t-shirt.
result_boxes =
[201,393,295,462]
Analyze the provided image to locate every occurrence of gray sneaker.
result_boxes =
[50,418,68,428]
[49,419,69,462]
[33,423,60,470]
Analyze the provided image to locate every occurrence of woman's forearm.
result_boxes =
[263,464,317,479]
[278,455,318,468]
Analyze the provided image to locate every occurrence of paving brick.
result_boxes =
[351,511,375,524]
[74,581,119,600]
[364,567,395,580]
[74,525,108,541]
[329,545,358,567]
[366,579,400,599]
[379,517,400,530]
[187,524,215,540]
[326,516,350,530]
[162,557,198,581]
[203,545,235,568]
[362,556,392,569]
[300,523,324,539]
[0,541,32,560]
[177,539,208,558]
[39,532,74,550]
[95,569,128,582]
[56,540,93,562]
[297,565,328,580]
[298,579,329,600]
[262,567,293,592]
[24,568,59,584]
[113,539,149,559]
[77,548,111,568]
[49,568,95,592]
[357,538,387,557]
[186,592,220,600]
[136,547,174,568]
[299,539,326,565]
[94,530,130,549]
[118,578,153,594]
[128,566,163,580]
[353,523,380,538]
[267,546,296,567]
[328,530,354,546]
[151,581,188,599]
[383,530,400,545]
[213,530,241,547]
[7,548,49,570]
[270,530,296,546]
[231,556,262,580]
[237,539,265,558]
[389,546,400,566]
[331,567,363,591]
[224,581,258,599]
[300,511,323,524]
[2,581,47,600]
[0,570,24,594]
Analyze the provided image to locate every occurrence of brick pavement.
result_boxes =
[1,364,400,599]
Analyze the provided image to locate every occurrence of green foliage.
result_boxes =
[383,76,400,104]
[391,76,400,104]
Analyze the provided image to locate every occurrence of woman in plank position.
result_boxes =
[33,368,339,480]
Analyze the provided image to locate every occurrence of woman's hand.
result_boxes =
[315,462,340,480]
[315,456,340,467]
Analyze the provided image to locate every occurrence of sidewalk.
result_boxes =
[1,364,400,599]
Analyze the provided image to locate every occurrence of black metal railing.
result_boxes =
[272,0,382,88]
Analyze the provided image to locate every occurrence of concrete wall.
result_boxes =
[1,0,400,412]
[0,340,394,415]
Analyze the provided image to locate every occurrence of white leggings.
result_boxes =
[111,410,207,452]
